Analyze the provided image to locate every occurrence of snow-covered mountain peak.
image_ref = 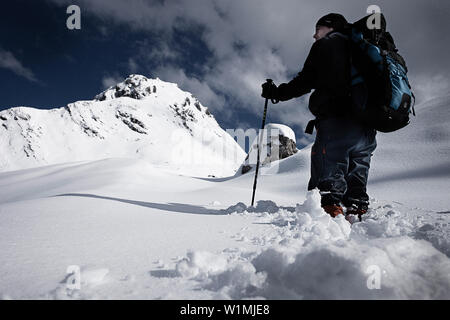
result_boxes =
[0,75,245,176]
[95,74,175,101]
[93,74,214,121]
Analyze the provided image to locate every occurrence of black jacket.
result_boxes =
[277,31,351,119]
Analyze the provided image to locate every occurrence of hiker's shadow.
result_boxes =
[53,193,227,215]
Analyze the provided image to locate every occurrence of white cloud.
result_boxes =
[101,74,124,89]
[128,58,138,73]
[155,66,228,117]
[0,49,37,82]
[49,0,321,105]
[146,41,179,62]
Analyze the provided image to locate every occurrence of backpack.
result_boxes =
[348,14,415,132]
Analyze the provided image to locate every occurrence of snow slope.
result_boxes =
[369,94,450,211]
[0,75,245,177]
[0,95,449,300]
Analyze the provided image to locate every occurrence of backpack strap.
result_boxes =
[305,119,317,135]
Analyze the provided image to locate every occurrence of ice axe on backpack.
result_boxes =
[251,79,279,207]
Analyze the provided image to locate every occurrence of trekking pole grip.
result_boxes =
[264,79,279,104]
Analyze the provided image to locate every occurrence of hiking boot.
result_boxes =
[345,206,367,222]
[322,204,344,217]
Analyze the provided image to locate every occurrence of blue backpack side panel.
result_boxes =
[385,55,412,111]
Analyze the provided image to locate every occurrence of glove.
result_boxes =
[261,79,279,100]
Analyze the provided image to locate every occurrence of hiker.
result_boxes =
[261,13,377,220]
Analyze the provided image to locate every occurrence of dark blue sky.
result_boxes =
[0,1,209,108]
[1,1,106,108]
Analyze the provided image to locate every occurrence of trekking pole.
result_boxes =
[251,79,273,207]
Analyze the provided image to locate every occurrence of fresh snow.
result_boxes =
[0,84,449,299]
[264,123,296,143]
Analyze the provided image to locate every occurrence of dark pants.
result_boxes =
[307,117,377,210]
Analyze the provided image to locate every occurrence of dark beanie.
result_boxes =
[316,13,348,30]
